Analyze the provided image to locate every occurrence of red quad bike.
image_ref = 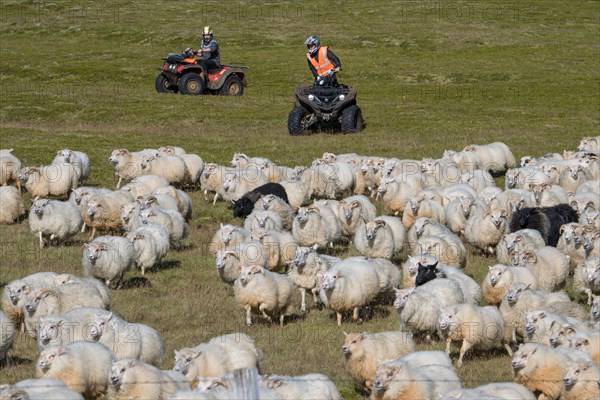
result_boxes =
[155,49,248,96]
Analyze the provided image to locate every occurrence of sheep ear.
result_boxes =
[524,283,532,290]
[343,331,348,337]
[127,360,136,367]
[58,347,66,356]
[518,343,524,350]
[453,306,459,314]
[538,311,545,318]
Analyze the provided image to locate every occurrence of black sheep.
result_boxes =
[232,182,289,219]
[508,204,578,247]
[415,261,440,286]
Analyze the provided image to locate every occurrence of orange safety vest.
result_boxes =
[307,46,334,77]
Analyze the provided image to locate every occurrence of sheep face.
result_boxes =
[413,218,430,237]
[37,346,62,371]
[84,242,105,262]
[38,319,62,345]
[341,332,365,359]
[460,198,473,217]
[203,163,218,178]
[393,288,413,310]
[487,266,505,287]
[564,361,592,387]
[32,199,50,217]
[583,230,599,252]
[409,198,422,213]
[583,210,599,227]
[24,289,44,314]
[340,201,359,221]
[120,203,138,223]
[511,344,536,371]
[364,220,385,241]
[295,208,310,224]
[219,224,236,244]
[72,188,90,205]
[420,158,436,173]
[548,321,575,348]
[321,271,340,290]
[585,261,600,283]
[568,165,582,180]
[173,348,200,375]
[372,360,402,393]
[505,169,520,189]
[139,209,156,224]
[140,155,155,170]
[487,209,508,229]
[215,250,235,270]
[110,359,135,387]
[293,247,311,268]
[506,283,530,304]
[414,261,439,286]
[231,152,247,167]
[377,178,392,195]
[524,310,546,336]
[136,196,156,211]
[571,337,592,353]
[592,295,600,320]
[89,312,114,340]
[87,201,102,218]
[439,306,460,331]
[520,156,534,168]
[237,265,263,286]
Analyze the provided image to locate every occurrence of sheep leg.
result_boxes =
[352,307,362,323]
[445,337,452,357]
[212,193,220,205]
[245,305,252,326]
[259,304,272,323]
[457,340,471,368]
[38,231,44,248]
[279,313,285,326]
[585,289,593,305]
[203,189,208,201]
[336,312,342,326]
[300,289,307,313]
[502,340,513,357]
[116,176,122,189]
[80,222,87,233]
[89,228,96,241]
[311,288,319,305]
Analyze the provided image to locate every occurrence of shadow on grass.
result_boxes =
[4,355,32,368]
[120,277,152,289]
[324,304,391,326]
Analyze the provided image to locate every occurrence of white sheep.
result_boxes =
[591,294,600,322]
[441,383,536,399]
[254,193,295,230]
[120,201,142,232]
[136,193,179,213]
[1,378,85,400]
[157,145,187,156]
[119,174,170,198]
[259,373,342,400]
[511,246,569,291]
[249,229,297,272]
[139,154,188,186]
[563,360,600,400]
[29,198,82,248]
[577,136,600,152]
[557,222,586,267]
[0,186,25,224]
[19,164,78,198]
[140,207,188,247]
[89,312,165,366]
[319,258,381,326]
[108,148,155,188]
[36,340,114,399]
[411,233,467,268]
[482,264,539,306]
[401,195,445,229]
[444,196,474,236]
[570,191,599,216]
[108,358,189,400]
[51,274,111,310]
[573,257,600,305]
[292,206,342,249]
[460,169,496,194]
[496,228,546,265]
[342,331,415,390]
[152,185,193,221]
[231,152,273,168]
[219,169,268,202]
[354,216,406,259]
[209,223,250,256]
[558,164,594,193]
[279,178,309,211]
[463,142,516,173]
[394,278,464,342]
[582,227,600,259]
[376,174,421,216]
[524,310,588,346]
[0,148,22,191]
[82,235,136,288]
[200,163,235,204]
[233,265,295,326]
[529,183,569,207]
[442,149,483,173]
[415,260,481,304]
[70,187,112,232]
[464,208,509,255]
[244,209,284,232]
[53,149,91,183]
[173,333,264,384]
[125,224,170,275]
[84,190,134,239]
[37,307,109,349]
[159,152,203,187]
[0,310,15,365]
[215,241,268,284]
[439,303,512,367]
[287,245,340,312]
[336,195,377,237]
[569,330,600,365]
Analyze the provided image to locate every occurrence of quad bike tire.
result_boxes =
[155,74,177,93]
[220,75,244,96]
[179,72,205,95]
[288,106,309,135]
[341,105,364,133]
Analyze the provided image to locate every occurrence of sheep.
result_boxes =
[548,321,583,349]
[209,223,250,256]
[23,282,110,338]
[591,294,600,322]
[511,343,593,400]
[244,210,284,232]
[411,233,467,268]
[140,154,188,186]
[152,185,193,221]
[82,235,136,288]
[173,333,264,384]
[499,283,570,342]
[459,169,496,195]
[401,195,445,229]
[482,264,539,306]
[419,157,461,188]
[36,340,114,399]
[19,164,78,198]
[439,304,512,367]
[279,178,309,210]
[336,195,377,237]
[215,242,268,284]
[232,182,289,219]
[37,307,109,349]
[51,274,111,309]
[511,246,569,291]
[570,191,599,215]
[0,186,25,224]
[563,360,600,400]
[577,136,600,152]
[119,174,170,199]
[463,142,516,173]
[524,310,589,346]
[219,170,269,203]
[496,228,547,265]
[292,206,342,249]
[0,310,15,365]
[140,207,188,247]
[557,222,586,267]
[249,229,297,272]
[528,184,569,208]
[108,358,190,400]
[492,188,533,216]
[370,257,402,297]
[394,278,464,342]
[89,312,165,366]
[370,356,462,400]
[319,258,381,326]
[136,193,179,213]
[414,260,481,305]
[342,331,415,390]
[84,190,134,239]
[306,158,356,198]
[354,216,406,259]
[231,153,273,168]
[156,145,187,156]
[199,163,233,203]
[509,204,579,246]
[28,198,83,248]
[70,187,112,232]
[558,164,593,193]
[0,149,22,191]
[108,149,153,188]
[175,153,204,187]
[2,272,58,332]
[259,373,343,400]
[287,245,340,312]
[125,224,170,275]
[444,196,474,236]
[582,227,600,259]
[254,193,295,230]
[442,149,483,173]
[464,208,509,255]
[233,265,295,326]
[441,383,536,400]
[376,174,421,216]
[573,258,600,305]
[120,201,142,232]
[569,330,600,364]
[407,216,456,245]
[1,378,85,400]
[53,149,91,183]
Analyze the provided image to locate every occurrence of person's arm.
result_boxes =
[307,59,318,79]
[328,50,341,71]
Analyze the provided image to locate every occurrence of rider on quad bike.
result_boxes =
[305,35,341,87]
[197,26,220,87]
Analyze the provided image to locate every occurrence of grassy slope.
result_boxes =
[0,0,598,397]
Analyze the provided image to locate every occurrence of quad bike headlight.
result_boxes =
[338,94,345,100]
[308,94,315,101]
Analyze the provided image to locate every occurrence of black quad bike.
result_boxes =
[155,50,248,96]
[287,77,364,135]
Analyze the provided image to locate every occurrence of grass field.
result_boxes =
[0,0,598,397]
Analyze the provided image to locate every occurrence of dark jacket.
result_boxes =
[307,48,341,79]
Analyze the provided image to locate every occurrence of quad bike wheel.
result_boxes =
[288,106,309,135]
[341,105,364,133]
[179,72,205,95]
[220,75,244,96]
[155,74,177,93]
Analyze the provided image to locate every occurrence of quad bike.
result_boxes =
[287,74,364,135]
[155,49,248,96]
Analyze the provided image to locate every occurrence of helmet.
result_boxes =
[202,26,213,35]
[304,35,320,55]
